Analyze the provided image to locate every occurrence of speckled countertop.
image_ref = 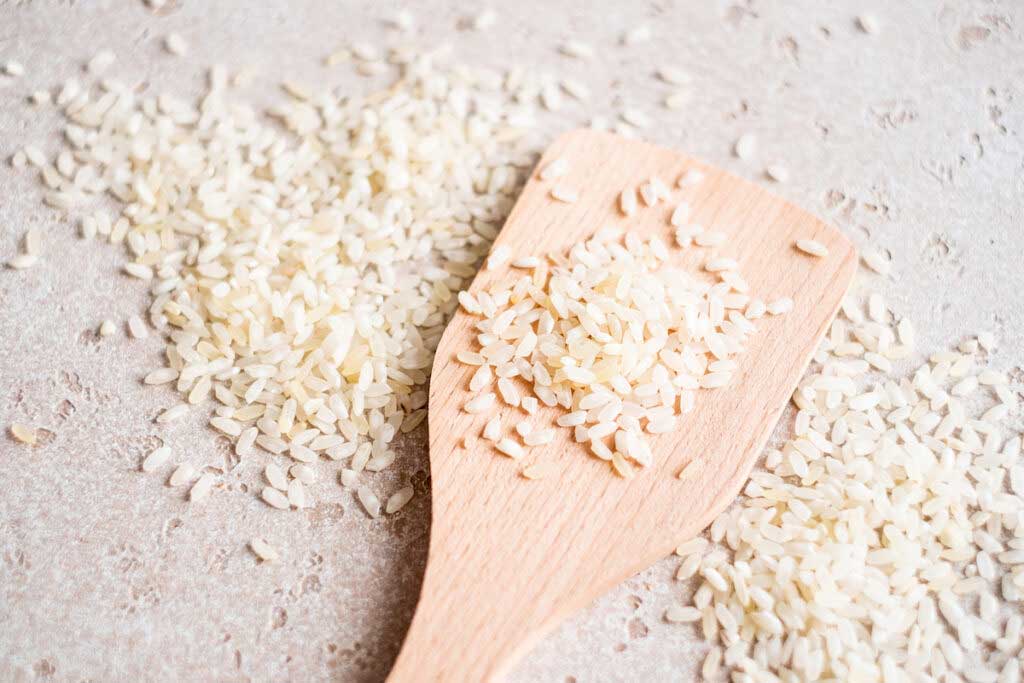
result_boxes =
[1,1,1022,681]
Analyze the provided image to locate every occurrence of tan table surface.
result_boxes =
[1,1,1022,681]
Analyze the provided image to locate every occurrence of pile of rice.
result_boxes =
[12,46,543,513]
[667,299,1023,683]
[456,222,785,478]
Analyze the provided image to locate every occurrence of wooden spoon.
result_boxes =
[388,129,857,682]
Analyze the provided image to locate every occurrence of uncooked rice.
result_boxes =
[663,296,1024,682]
[539,157,569,181]
[521,462,554,479]
[678,169,705,188]
[496,437,525,459]
[550,185,579,203]
[127,315,148,339]
[3,61,24,77]
[766,297,793,315]
[559,40,594,60]
[10,423,37,445]
[621,108,652,129]
[863,248,892,275]
[164,32,188,56]
[656,66,689,85]
[622,25,652,45]
[249,538,279,562]
[663,92,689,111]
[734,133,756,161]
[24,228,41,256]
[15,44,543,512]
[141,446,171,472]
[795,238,829,258]
[7,253,37,270]
[472,9,497,30]
[384,485,414,513]
[619,187,638,216]
[156,404,189,424]
[456,224,777,475]
[86,50,116,75]
[168,462,196,487]
[264,463,288,490]
[261,486,289,510]
[189,472,216,502]
[765,164,789,183]
[29,90,51,107]
[858,13,881,35]
[357,485,381,518]
[560,79,590,101]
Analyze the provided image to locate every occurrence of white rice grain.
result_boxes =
[734,134,756,161]
[795,239,829,258]
[141,446,171,472]
[464,393,496,414]
[863,249,892,275]
[622,25,652,45]
[767,297,794,315]
[765,164,789,183]
[472,9,497,30]
[164,33,188,56]
[7,254,37,270]
[550,185,579,203]
[189,473,216,502]
[249,538,279,562]
[261,486,289,510]
[496,438,525,459]
[559,40,594,59]
[10,423,37,445]
[619,187,638,216]
[156,404,189,424]
[858,14,881,35]
[385,486,415,514]
[127,315,148,339]
[168,462,196,487]
[357,486,381,518]
[87,50,116,75]
[539,157,569,181]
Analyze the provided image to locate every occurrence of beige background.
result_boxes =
[1,1,1022,681]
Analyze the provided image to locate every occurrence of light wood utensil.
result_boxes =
[388,129,857,682]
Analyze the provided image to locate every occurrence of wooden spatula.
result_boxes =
[388,129,857,682]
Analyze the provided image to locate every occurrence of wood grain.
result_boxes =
[388,129,857,682]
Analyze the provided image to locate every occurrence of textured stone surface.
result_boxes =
[0,1,1022,681]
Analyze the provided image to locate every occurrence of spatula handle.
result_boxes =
[386,540,540,682]
[385,468,620,683]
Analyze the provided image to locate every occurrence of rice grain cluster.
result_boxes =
[457,222,781,477]
[667,296,1024,683]
[16,47,544,512]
